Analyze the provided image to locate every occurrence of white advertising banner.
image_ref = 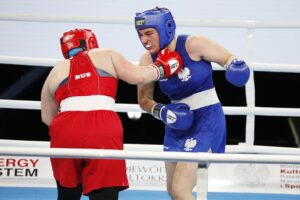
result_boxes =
[1,155,300,195]
[0,156,55,188]
[0,156,167,190]
[208,163,300,195]
[0,141,299,195]
[126,159,166,191]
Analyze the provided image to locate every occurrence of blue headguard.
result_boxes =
[135,7,176,50]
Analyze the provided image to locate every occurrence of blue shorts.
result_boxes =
[163,103,226,153]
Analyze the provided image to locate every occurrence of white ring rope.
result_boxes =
[1,139,300,156]
[0,146,300,165]
[1,13,300,29]
[1,56,300,73]
[1,99,300,117]
[1,145,300,164]
[0,56,61,67]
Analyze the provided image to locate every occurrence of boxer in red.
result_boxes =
[41,28,182,200]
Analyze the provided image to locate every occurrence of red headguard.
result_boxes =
[60,29,99,59]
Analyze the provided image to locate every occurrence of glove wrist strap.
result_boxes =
[156,65,166,80]
[225,58,244,70]
[151,103,165,120]
[151,64,165,80]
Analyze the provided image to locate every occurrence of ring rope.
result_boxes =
[1,139,300,155]
[0,146,300,164]
[1,99,300,117]
[1,13,300,29]
[1,56,300,73]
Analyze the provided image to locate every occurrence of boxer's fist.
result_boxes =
[152,103,193,130]
[225,59,250,87]
[152,49,183,80]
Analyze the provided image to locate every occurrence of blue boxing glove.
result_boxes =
[152,103,193,130]
[225,59,250,87]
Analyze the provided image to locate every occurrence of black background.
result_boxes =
[0,64,299,147]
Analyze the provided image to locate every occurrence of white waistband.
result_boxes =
[172,88,219,110]
[60,95,115,112]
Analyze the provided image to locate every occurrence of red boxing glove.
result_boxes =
[152,49,183,80]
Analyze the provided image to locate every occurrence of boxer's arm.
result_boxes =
[186,35,250,87]
[111,49,182,84]
[138,82,156,113]
[41,64,61,126]
[137,53,157,113]
[186,35,234,66]
[110,50,158,84]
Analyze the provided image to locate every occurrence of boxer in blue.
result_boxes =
[134,7,250,200]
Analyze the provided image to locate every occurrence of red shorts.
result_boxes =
[49,110,129,194]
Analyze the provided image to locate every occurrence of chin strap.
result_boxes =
[68,48,83,58]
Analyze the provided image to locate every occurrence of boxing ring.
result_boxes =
[1,13,300,200]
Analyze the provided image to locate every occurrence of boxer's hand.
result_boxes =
[152,103,193,130]
[225,59,250,87]
[151,49,183,80]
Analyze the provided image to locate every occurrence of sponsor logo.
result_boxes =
[0,158,39,177]
[63,34,74,42]
[280,164,300,190]
[234,164,270,187]
[168,60,180,74]
[135,19,145,26]
[127,165,166,182]
[166,110,177,124]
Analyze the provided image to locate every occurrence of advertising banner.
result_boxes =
[1,155,300,195]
